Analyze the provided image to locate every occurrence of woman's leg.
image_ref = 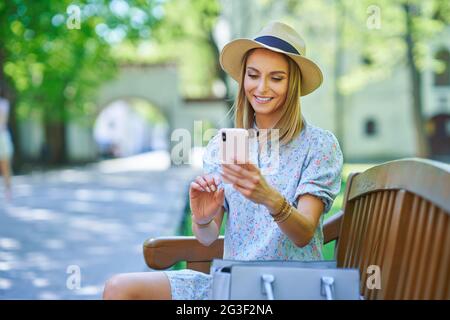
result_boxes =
[0,159,11,197]
[103,271,172,300]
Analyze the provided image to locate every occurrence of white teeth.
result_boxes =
[255,96,273,102]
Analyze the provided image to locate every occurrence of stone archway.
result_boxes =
[94,97,169,158]
[67,63,183,162]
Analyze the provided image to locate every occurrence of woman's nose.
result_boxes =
[257,78,269,93]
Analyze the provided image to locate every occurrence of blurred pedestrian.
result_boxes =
[0,94,13,201]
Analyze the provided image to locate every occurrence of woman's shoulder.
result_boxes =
[292,119,340,148]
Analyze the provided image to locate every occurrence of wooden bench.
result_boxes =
[143,158,450,299]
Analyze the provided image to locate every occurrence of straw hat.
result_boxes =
[219,21,323,96]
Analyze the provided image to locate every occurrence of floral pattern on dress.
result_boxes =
[164,117,343,300]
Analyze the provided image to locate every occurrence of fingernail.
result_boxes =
[206,186,211,192]
[211,185,216,192]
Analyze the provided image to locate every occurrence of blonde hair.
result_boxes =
[232,48,303,146]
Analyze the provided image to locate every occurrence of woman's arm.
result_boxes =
[220,160,325,247]
[266,192,323,247]
[192,206,225,246]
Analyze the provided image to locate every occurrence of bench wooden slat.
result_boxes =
[336,159,449,299]
[434,215,450,299]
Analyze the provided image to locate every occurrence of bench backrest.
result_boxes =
[335,158,450,299]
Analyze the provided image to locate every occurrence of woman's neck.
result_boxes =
[254,112,283,129]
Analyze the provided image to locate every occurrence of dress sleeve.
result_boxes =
[294,130,343,214]
[202,133,229,212]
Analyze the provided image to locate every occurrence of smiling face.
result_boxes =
[243,48,289,126]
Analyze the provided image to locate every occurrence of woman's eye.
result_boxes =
[248,74,258,79]
[272,78,283,82]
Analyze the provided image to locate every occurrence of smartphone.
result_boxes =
[219,128,249,165]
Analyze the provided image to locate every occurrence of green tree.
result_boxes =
[1,0,222,167]
[284,0,450,157]
[0,0,160,165]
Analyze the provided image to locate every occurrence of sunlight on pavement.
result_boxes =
[73,284,104,296]
[72,189,157,205]
[4,206,60,222]
[69,217,124,235]
[0,153,196,299]
[12,184,33,197]
[43,239,66,250]
[0,238,21,250]
[25,252,60,271]
[0,278,12,290]
[95,151,171,173]
[32,278,50,288]
[38,291,60,300]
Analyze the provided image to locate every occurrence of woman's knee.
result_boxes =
[103,272,172,300]
[103,274,134,300]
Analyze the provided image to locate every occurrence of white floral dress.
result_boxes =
[163,117,344,299]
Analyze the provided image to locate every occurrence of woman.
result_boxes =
[103,21,343,300]
[0,94,13,201]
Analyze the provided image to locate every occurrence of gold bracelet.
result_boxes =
[271,197,288,219]
[274,204,289,222]
[275,206,292,223]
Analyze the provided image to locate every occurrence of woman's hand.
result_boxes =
[189,174,225,225]
[221,158,277,207]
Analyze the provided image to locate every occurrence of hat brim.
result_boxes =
[219,38,323,96]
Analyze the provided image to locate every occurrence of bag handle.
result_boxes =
[261,274,336,300]
[321,276,335,300]
[261,274,275,300]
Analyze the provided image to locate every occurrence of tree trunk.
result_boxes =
[334,0,346,154]
[404,3,430,158]
[44,121,67,165]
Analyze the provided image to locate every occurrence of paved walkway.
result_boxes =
[0,151,200,299]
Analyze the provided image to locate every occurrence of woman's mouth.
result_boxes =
[254,95,274,104]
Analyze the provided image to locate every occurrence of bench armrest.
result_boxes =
[323,210,343,244]
[143,236,224,271]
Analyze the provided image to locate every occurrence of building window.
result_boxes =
[434,48,450,86]
[364,118,377,136]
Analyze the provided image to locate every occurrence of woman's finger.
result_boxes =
[222,167,256,188]
[213,187,224,204]
[190,181,205,192]
[213,175,221,189]
[221,171,254,190]
[195,176,211,192]
[204,175,217,192]
[222,163,254,180]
